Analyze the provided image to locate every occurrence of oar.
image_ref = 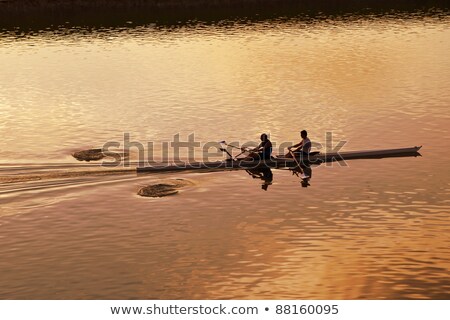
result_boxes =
[219,141,250,151]
[289,150,304,175]
[220,141,252,159]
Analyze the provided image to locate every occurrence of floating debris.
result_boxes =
[138,179,194,198]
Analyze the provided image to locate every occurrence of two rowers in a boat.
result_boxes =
[243,130,311,160]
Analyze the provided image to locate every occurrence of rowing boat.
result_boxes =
[136,146,421,173]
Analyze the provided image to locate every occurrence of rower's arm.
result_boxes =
[244,143,262,152]
[255,142,265,152]
[288,141,303,150]
[260,143,271,151]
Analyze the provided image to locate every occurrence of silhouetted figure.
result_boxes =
[244,133,272,160]
[285,130,311,158]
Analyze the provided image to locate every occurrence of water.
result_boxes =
[0,11,450,299]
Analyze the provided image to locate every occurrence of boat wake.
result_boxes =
[0,162,138,199]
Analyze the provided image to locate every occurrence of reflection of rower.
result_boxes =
[291,162,312,181]
[301,179,311,188]
[285,130,311,158]
[246,168,273,191]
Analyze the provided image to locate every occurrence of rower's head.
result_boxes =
[260,133,268,141]
[300,130,308,139]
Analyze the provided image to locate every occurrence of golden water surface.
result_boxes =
[0,12,449,299]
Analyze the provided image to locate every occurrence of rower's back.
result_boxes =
[259,133,272,159]
[301,130,311,154]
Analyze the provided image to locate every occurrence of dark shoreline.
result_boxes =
[1,0,449,29]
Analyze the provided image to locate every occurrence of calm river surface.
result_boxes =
[0,10,449,299]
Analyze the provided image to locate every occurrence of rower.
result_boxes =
[244,133,273,160]
[286,130,311,158]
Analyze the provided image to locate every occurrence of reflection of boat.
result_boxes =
[137,146,422,173]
